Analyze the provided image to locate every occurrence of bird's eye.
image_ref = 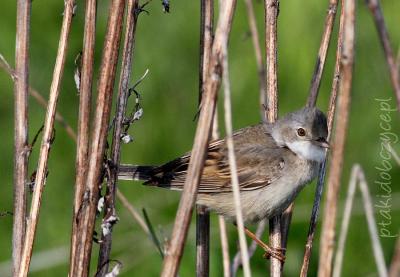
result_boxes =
[297,128,306,137]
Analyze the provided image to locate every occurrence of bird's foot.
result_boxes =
[262,246,286,262]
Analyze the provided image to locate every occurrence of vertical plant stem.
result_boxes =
[307,0,339,107]
[286,0,339,248]
[265,0,280,275]
[243,0,266,119]
[299,2,345,273]
[389,237,400,277]
[196,1,214,275]
[96,0,139,275]
[318,0,355,275]
[71,0,126,276]
[365,0,400,111]
[70,0,97,274]
[218,216,231,277]
[196,206,210,277]
[17,1,76,276]
[160,1,237,275]
[221,7,251,276]
[13,0,31,275]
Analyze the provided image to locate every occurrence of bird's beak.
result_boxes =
[314,138,330,148]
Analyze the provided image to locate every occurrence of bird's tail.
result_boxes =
[118,164,156,181]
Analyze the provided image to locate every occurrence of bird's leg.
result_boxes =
[240,225,286,262]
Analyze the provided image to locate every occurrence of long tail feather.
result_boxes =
[118,164,156,181]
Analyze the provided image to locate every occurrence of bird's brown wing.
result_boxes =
[148,124,287,193]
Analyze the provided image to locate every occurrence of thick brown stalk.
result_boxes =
[70,0,126,276]
[196,206,210,277]
[265,0,280,275]
[196,1,213,276]
[366,0,400,112]
[69,0,97,274]
[160,1,237,275]
[97,0,139,275]
[243,0,266,119]
[318,0,355,275]
[13,0,31,275]
[307,0,339,107]
[17,1,76,276]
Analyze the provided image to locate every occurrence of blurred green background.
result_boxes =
[1,0,399,276]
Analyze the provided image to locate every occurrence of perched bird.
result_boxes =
[118,106,329,260]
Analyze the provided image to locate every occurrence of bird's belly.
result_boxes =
[197,162,317,224]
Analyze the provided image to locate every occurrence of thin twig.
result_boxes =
[13,0,31,275]
[69,0,97,274]
[218,216,231,277]
[71,1,126,276]
[221,10,251,277]
[300,0,346,274]
[285,0,340,250]
[17,1,76,276]
[265,0,281,275]
[97,0,140,275]
[318,0,355,275]
[196,1,214,275]
[331,164,358,277]
[160,1,237,275]
[116,189,149,235]
[231,219,267,276]
[333,165,388,277]
[307,0,339,107]
[365,0,400,112]
[243,0,266,120]
[0,54,77,142]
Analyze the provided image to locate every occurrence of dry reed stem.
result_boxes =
[196,1,214,275]
[389,236,400,277]
[71,0,126,276]
[318,0,355,275]
[17,1,76,276]
[13,0,31,275]
[243,0,266,119]
[96,0,139,274]
[221,13,251,277]
[196,206,210,277]
[307,0,339,107]
[333,165,388,277]
[218,216,231,277]
[69,0,97,273]
[264,0,281,275]
[300,1,346,275]
[365,0,400,111]
[160,1,237,275]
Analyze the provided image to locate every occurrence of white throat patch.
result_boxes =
[286,141,326,163]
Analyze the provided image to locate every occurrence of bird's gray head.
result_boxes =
[270,107,329,163]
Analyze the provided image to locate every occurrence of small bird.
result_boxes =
[118,106,328,260]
